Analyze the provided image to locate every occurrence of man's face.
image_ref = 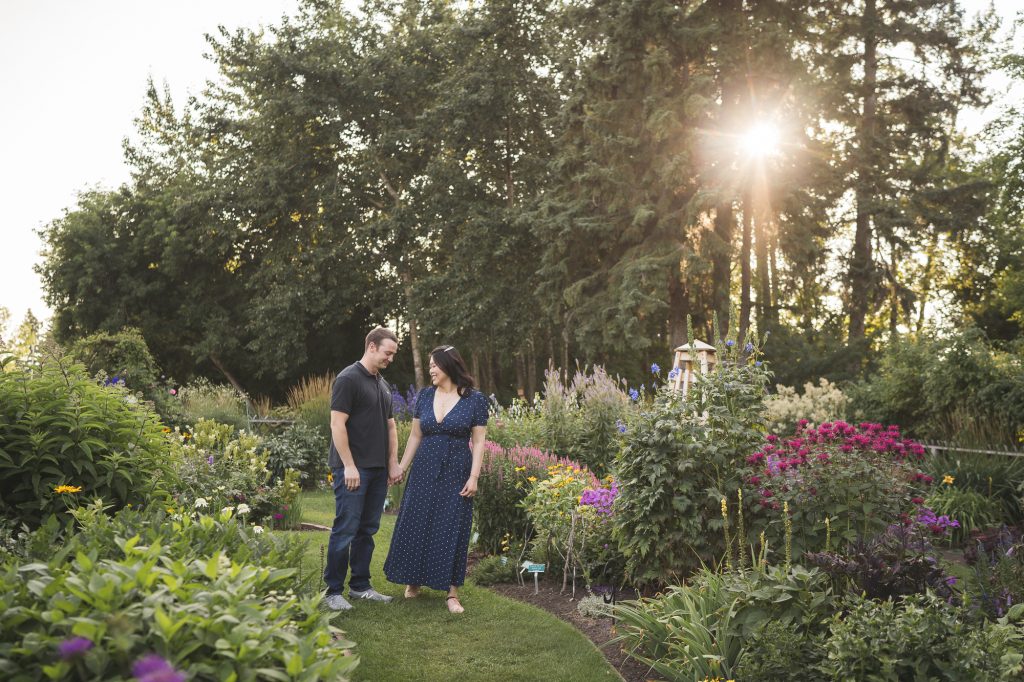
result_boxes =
[368,338,398,371]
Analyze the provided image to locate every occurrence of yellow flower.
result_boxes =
[514,466,526,472]
[53,485,82,494]
[943,475,955,485]
[527,476,537,483]
[327,472,334,483]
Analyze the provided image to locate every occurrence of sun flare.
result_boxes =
[739,121,781,158]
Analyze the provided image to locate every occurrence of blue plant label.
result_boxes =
[520,561,545,573]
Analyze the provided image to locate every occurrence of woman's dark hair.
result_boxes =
[430,345,475,397]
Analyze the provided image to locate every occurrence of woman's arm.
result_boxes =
[397,418,423,478]
[460,423,487,497]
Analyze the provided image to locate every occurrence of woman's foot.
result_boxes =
[404,585,420,599]
[446,595,464,614]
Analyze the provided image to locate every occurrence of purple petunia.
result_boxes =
[132,654,186,682]
[58,637,93,660]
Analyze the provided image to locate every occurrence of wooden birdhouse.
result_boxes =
[671,340,717,395]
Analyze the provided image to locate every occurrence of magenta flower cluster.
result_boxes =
[58,637,93,660]
[481,441,598,487]
[580,484,619,516]
[746,421,927,475]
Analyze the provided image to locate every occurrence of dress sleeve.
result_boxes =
[471,391,489,428]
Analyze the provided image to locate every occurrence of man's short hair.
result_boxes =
[365,326,398,350]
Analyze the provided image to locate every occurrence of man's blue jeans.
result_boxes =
[324,465,388,594]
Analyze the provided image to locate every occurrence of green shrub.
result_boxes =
[470,554,518,586]
[0,538,357,681]
[847,327,1024,444]
[614,342,769,584]
[262,422,328,489]
[178,378,249,431]
[487,398,544,450]
[68,327,185,427]
[821,594,1023,680]
[734,620,826,681]
[0,355,170,530]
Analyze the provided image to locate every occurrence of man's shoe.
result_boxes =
[324,594,353,611]
[349,588,393,603]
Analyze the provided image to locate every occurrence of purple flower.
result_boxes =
[754,361,763,367]
[725,340,735,347]
[628,389,639,402]
[944,576,958,587]
[207,455,214,465]
[616,420,627,434]
[744,342,754,353]
[650,363,660,374]
[667,367,680,380]
[58,637,93,660]
[274,513,284,520]
[133,654,186,682]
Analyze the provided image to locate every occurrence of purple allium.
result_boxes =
[132,654,186,682]
[58,637,93,660]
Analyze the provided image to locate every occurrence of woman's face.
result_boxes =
[428,357,449,386]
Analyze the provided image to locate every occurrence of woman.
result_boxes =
[383,345,489,613]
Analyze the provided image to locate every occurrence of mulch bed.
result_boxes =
[487,580,660,682]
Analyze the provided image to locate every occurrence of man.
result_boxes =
[324,326,403,610]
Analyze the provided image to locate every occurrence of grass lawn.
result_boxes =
[284,491,622,682]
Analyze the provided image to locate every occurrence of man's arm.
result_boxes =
[387,418,400,483]
[331,410,360,490]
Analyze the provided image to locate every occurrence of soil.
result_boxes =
[487,579,660,682]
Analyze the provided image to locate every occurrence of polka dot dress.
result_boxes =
[384,387,489,591]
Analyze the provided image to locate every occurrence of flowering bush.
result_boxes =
[615,339,770,584]
[764,378,847,435]
[523,463,616,581]
[473,441,583,554]
[742,421,932,556]
[0,355,170,530]
[166,419,301,528]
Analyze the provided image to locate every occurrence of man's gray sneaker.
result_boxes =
[349,588,393,603]
[324,594,353,611]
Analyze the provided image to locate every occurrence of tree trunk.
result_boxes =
[515,352,526,398]
[401,271,426,389]
[738,191,753,342]
[668,258,688,347]
[916,232,939,334]
[848,0,878,343]
[755,210,771,333]
[526,342,538,402]
[208,354,251,410]
[769,220,779,328]
[889,237,899,339]
[711,203,735,339]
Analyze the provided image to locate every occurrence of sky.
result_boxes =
[0,0,1021,339]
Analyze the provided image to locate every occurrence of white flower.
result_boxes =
[236,503,251,515]
[253,525,264,534]
[216,485,226,492]
[221,506,234,516]
[194,497,209,509]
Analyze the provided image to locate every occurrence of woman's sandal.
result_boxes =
[446,595,464,614]
[404,585,420,599]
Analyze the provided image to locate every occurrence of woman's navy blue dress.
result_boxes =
[384,387,489,591]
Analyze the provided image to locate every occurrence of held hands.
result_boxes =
[459,475,478,498]
[389,463,405,486]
